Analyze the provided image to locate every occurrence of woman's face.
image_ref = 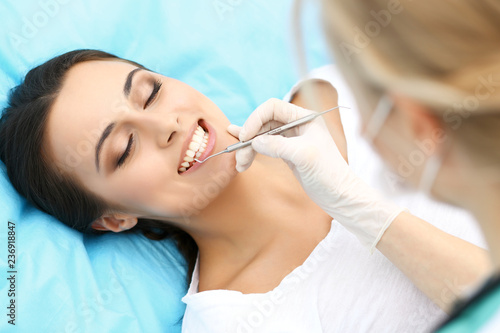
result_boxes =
[46,60,238,225]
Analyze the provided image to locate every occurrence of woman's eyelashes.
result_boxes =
[143,79,162,109]
[116,133,135,168]
[114,79,162,169]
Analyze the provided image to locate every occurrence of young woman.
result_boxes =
[0,49,490,332]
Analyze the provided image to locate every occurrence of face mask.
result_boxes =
[363,95,394,144]
[364,95,442,197]
[417,152,442,197]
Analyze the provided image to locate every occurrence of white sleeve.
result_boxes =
[282,64,340,102]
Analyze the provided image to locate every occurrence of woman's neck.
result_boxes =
[186,154,332,285]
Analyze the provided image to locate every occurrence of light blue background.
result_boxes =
[0,0,331,332]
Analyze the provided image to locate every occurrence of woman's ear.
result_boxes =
[91,213,138,232]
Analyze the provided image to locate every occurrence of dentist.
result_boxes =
[230,0,500,331]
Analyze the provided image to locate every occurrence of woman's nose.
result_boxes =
[139,112,179,149]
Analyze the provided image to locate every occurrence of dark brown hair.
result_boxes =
[0,49,198,282]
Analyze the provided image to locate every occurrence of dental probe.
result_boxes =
[194,105,350,164]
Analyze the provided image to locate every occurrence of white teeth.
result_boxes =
[179,124,210,173]
[189,141,201,151]
[196,144,206,159]
[192,135,202,143]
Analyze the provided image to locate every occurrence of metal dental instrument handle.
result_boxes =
[194,105,350,164]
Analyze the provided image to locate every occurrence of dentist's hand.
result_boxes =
[228,98,349,207]
[228,98,405,253]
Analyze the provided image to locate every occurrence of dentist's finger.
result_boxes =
[235,146,256,172]
[251,134,292,160]
[240,99,312,141]
[226,124,242,139]
[251,134,324,176]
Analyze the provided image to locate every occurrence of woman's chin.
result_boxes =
[209,152,238,187]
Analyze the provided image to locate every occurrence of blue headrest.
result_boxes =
[0,0,330,331]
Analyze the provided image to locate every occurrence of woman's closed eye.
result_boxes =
[116,133,134,168]
[115,79,162,169]
[144,79,162,109]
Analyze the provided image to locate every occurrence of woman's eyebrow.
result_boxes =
[123,67,142,97]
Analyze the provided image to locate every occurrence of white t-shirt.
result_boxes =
[181,65,487,333]
[182,221,445,333]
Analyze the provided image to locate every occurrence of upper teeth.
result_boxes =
[179,125,208,173]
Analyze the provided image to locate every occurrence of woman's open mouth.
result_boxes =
[178,120,215,174]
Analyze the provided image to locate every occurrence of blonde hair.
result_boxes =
[320,0,500,165]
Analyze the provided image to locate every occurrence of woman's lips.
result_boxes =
[178,119,216,175]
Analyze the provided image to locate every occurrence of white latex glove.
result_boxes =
[228,98,405,253]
